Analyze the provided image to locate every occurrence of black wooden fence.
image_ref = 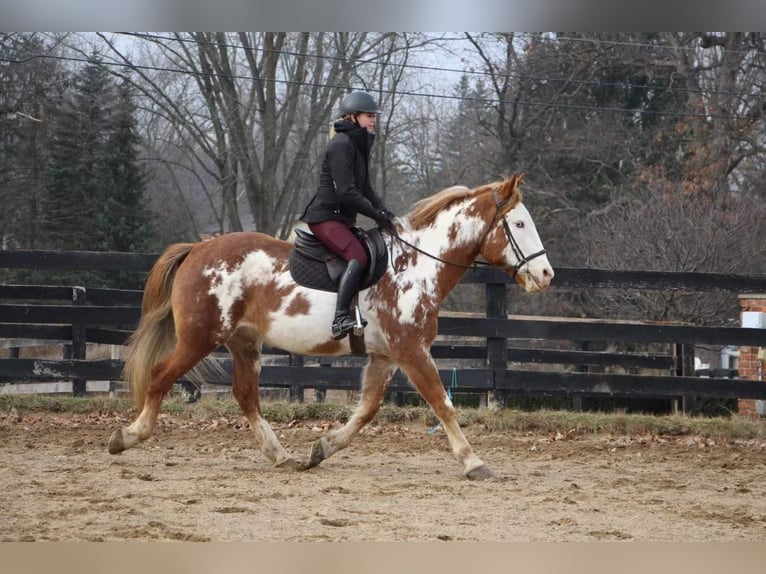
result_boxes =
[3,248,766,410]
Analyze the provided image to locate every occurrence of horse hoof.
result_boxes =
[465,465,494,481]
[107,430,125,455]
[305,440,325,470]
[276,458,305,471]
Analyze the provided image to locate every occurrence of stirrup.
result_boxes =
[332,315,355,340]
[332,310,367,340]
[353,306,366,336]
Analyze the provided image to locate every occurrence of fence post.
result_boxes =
[310,355,327,403]
[288,353,305,403]
[485,280,507,409]
[71,286,87,397]
[673,343,695,414]
[573,341,594,412]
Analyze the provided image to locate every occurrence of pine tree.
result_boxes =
[434,75,499,189]
[101,79,153,253]
[43,57,154,287]
[0,34,65,253]
[44,57,113,251]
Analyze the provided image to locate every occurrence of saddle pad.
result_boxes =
[289,249,339,292]
[288,228,390,293]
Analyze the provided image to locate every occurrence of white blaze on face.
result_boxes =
[202,250,280,331]
[394,204,486,325]
[502,203,550,287]
[503,204,539,264]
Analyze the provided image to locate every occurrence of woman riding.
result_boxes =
[299,90,396,340]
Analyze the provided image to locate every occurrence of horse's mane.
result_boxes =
[407,175,524,230]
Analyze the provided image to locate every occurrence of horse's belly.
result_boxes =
[257,311,387,357]
[264,314,341,354]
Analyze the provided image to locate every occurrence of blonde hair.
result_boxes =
[328,113,356,140]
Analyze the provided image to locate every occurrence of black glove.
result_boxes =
[374,209,396,231]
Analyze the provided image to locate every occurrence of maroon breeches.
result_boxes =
[308,220,369,269]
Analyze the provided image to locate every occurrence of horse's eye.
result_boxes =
[514,221,525,229]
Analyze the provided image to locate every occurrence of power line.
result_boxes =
[120,32,766,102]
[518,32,766,57]
[0,49,760,122]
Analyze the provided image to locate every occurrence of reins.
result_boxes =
[384,188,546,276]
[385,229,493,273]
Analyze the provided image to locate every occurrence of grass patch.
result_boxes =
[1,394,764,441]
[0,394,128,414]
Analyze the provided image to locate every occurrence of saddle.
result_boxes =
[289,226,389,292]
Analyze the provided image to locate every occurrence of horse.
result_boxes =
[108,173,554,480]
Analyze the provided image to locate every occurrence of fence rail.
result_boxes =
[3,248,766,410]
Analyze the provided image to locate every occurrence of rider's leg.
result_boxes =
[308,221,369,339]
[331,258,366,339]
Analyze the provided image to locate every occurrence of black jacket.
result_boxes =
[300,120,385,225]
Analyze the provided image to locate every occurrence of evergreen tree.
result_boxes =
[44,57,113,251]
[101,79,153,253]
[0,33,65,252]
[514,33,691,209]
[42,57,154,287]
[434,75,500,188]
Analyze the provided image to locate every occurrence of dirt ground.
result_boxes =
[1,408,765,542]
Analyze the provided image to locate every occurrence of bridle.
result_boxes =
[491,189,547,275]
[386,188,547,277]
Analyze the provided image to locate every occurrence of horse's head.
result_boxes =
[477,174,554,292]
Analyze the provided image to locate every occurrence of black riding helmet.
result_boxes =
[340,90,380,115]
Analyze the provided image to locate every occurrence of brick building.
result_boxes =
[738,294,766,417]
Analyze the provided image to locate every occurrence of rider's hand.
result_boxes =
[375,209,396,232]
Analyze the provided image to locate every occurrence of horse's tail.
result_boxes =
[123,242,196,409]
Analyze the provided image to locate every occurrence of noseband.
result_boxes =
[387,187,546,275]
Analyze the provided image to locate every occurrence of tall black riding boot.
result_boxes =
[331,259,367,340]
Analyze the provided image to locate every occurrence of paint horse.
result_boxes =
[108,174,554,480]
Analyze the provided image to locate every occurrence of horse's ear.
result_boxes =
[497,173,524,205]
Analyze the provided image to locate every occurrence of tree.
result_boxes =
[97,32,432,239]
[434,75,500,188]
[453,32,766,324]
[0,33,67,250]
[44,56,114,251]
[100,79,154,253]
[574,176,766,326]
[42,57,154,286]
[98,33,362,237]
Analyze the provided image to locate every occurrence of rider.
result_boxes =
[299,90,396,340]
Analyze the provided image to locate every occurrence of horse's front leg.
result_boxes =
[397,350,493,480]
[305,353,396,470]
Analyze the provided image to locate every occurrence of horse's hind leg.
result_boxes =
[227,335,303,471]
[306,353,397,470]
[109,343,212,454]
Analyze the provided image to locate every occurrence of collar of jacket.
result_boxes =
[333,119,375,156]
